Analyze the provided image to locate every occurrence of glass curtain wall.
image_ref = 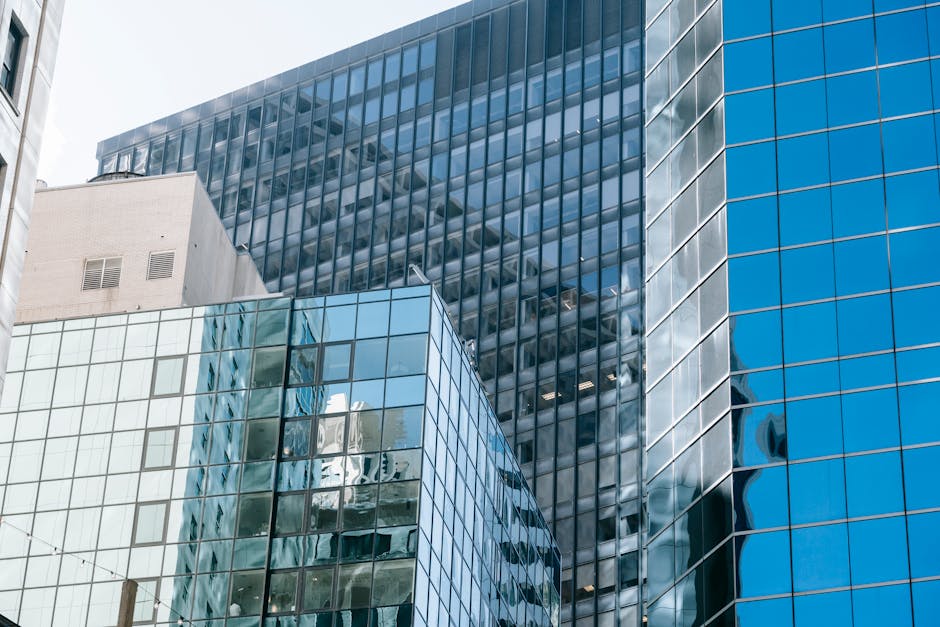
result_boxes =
[97,1,645,624]
[0,288,560,626]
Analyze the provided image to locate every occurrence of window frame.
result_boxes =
[141,427,178,470]
[131,500,169,546]
[0,14,26,101]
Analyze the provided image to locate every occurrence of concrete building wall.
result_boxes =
[17,172,265,322]
[0,0,64,391]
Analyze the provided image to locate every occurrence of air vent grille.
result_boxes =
[82,257,122,291]
[147,251,175,280]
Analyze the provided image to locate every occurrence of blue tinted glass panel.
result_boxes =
[791,524,850,592]
[736,531,792,597]
[775,80,826,136]
[890,227,940,288]
[883,115,937,173]
[727,142,777,199]
[735,466,789,530]
[728,197,779,254]
[732,404,787,467]
[774,29,824,82]
[786,396,842,460]
[731,310,782,370]
[734,369,785,404]
[931,6,940,53]
[726,89,775,144]
[833,237,889,297]
[729,253,781,312]
[913,580,940,626]
[823,0,875,21]
[737,598,793,627]
[725,37,774,91]
[899,382,940,446]
[784,361,840,398]
[828,124,882,182]
[897,346,940,384]
[903,445,940,510]
[893,286,940,348]
[845,452,904,517]
[779,188,831,247]
[789,458,846,525]
[777,133,829,190]
[826,71,879,127]
[782,302,838,363]
[725,0,771,39]
[908,512,940,578]
[781,244,834,304]
[852,584,913,627]
[831,179,885,237]
[880,62,933,117]
[824,19,875,73]
[772,0,822,30]
[836,294,893,355]
[839,353,896,391]
[885,170,940,230]
[841,388,900,454]
[794,591,852,627]
[876,10,929,65]
[848,516,909,584]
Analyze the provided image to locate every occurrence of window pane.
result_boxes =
[134,502,167,544]
[371,559,414,606]
[230,570,265,616]
[237,493,272,537]
[303,567,334,610]
[267,571,298,613]
[322,344,352,381]
[387,334,427,376]
[143,428,176,469]
[381,406,423,450]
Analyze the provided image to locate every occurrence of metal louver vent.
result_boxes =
[82,257,122,291]
[147,251,175,280]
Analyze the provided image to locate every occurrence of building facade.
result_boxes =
[96,2,645,624]
[644,0,940,625]
[18,173,266,324]
[0,0,64,393]
[0,285,561,626]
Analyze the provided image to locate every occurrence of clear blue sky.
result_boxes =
[38,0,465,186]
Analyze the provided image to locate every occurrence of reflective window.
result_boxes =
[848,516,909,585]
[791,523,850,592]
[152,355,186,397]
[736,531,791,598]
[789,459,845,524]
[143,427,176,469]
[134,502,167,545]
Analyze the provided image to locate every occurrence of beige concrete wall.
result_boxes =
[17,172,266,323]
[181,181,267,306]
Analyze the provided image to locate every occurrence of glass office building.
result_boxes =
[644,0,940,625]
[96,2,645,624]
[0,286,560,626]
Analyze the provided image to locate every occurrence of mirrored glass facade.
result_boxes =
[96,2,645,624]
[644,0,940,625]
[0,286,560,626]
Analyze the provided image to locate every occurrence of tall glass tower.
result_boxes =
[96,1,645,624]
[644,0,940,625]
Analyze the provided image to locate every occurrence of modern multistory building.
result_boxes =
[95,2,645,625]
[643,0,940,625]
[0,0,64,394]
[0,285,560,626]
[18,172,266,323]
